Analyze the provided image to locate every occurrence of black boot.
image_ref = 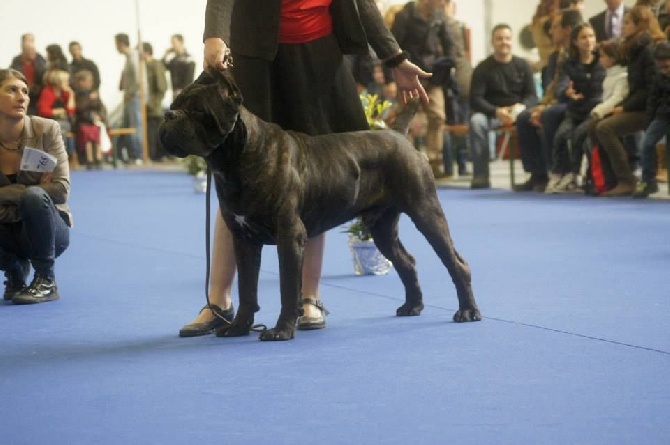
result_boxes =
[513,174,548,192]
[3,259,30,301]
[12,275,59,305]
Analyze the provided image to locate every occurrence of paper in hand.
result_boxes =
[20,147,57,173]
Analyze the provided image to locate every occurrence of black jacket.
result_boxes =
[646,70,670,122]
[622,33,657,112]
[561,53,606,120]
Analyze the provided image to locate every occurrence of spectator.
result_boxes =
[546,23,605,193]
[114,33,143,164]
[73,70,107,169]
[68,41,101,92]
[141,42,168,161]
[9,33,47,116]
[391,0,454,178]
[659,2,670,34]
[590,5,666,196]
[0,69,72,305]
[635,0,666,18]
[162,34,196,100]
[514,9,583,192]
[468,23,538,189]
[529,0,559,75]
[36,69,75,156]
[441,0,473,178]
[633,41,670,197]
[45,44,69,73]
[589,0,627,42]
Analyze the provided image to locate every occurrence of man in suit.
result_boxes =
[589,0,627,42]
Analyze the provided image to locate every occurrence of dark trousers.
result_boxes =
[552,114,591,175]
[516,103,566,176]
[592,111,646,184]
[0,188,70,279]
[147,115,167,161]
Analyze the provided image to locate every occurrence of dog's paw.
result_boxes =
[452,308,482,322]
[216,316,254,337]
[258,327,295,341]
[396,302,424,316]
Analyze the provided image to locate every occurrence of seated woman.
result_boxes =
[546,23,605,193]
[0,69,72,304]
[591,6,666,196]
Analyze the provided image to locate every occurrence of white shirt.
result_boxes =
[607,3,626,39]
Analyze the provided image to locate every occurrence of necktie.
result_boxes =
[607,12,616,39]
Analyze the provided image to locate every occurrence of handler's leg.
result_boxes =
[298,233,327,329]
[179,209,236,336]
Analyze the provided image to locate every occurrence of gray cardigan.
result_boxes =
[0,116,72,226]
[203,0,400,61]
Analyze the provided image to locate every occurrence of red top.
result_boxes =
[278,0,333,44]
[37,86,75,118]
[22,60,36,86]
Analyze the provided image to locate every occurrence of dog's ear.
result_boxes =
[216,70,243,108]
[199,70,243,136]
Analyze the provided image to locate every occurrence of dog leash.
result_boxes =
[203,166,267,334]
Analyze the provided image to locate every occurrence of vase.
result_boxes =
[348,235,393,276]
[193,171,207,193]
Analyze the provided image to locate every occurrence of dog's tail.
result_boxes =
[390,97,421,136]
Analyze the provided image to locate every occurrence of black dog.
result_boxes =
[159,70,481,341]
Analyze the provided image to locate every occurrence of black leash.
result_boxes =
[203,166,267,333]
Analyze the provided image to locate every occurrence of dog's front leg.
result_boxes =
[221,237,262,337]
[258,222,306,341]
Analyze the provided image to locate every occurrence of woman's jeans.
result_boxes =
[640,116,670,183]
[0,187,70,280]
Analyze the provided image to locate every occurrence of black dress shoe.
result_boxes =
[179,304,235,337]
[12,275,59,305]
[3,259,30,301]
[297,298,330,330]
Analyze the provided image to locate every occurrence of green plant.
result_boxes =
[184,155,207,176]
[344,94,392,240]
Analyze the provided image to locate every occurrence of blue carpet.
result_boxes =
[0,169,668,444]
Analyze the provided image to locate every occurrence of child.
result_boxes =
[546,23,605,193]
[633,41,670,198]
[73,70,107,169]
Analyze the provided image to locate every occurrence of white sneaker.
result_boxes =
[544,173,562,194]
[554,173,576,192]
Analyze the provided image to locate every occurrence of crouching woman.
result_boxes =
[0,69,72,304]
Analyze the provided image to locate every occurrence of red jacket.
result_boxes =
[37,86,75,119]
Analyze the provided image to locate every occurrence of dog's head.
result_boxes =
[159,70,243,158]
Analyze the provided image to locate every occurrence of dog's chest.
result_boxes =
[225,212,277,244]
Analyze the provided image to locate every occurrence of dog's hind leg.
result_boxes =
[221,238,262,337]
[366,209,424,316]
[408,201,481,323]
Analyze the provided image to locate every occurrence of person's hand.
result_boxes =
[611,106,624,115]
[40,173,53,184]
[204,37,231,71]
[495,107,514,126]
[391,60,432,104]
[566,82,584,101]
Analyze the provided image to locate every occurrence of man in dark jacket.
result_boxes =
[162,34,196,100]
[10,33,47,116]
[468,23,537,189]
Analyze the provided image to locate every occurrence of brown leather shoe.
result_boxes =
[602,181,635,197]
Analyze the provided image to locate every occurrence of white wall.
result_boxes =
[1,0,637,112]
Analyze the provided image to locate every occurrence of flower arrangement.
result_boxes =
[343,93,393,241]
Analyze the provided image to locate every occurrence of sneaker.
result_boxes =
[11,275,59,305]
[544,173,563,194]
[554,173,580,193]
[632,181,659,199]
[3,259,30,301]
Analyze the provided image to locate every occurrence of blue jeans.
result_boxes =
[640,115,670,182]
[553,114,591,175]
[468,113,500,179]
[120,95,142,160]
[540,103,567,169]
[0,187,70,279]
